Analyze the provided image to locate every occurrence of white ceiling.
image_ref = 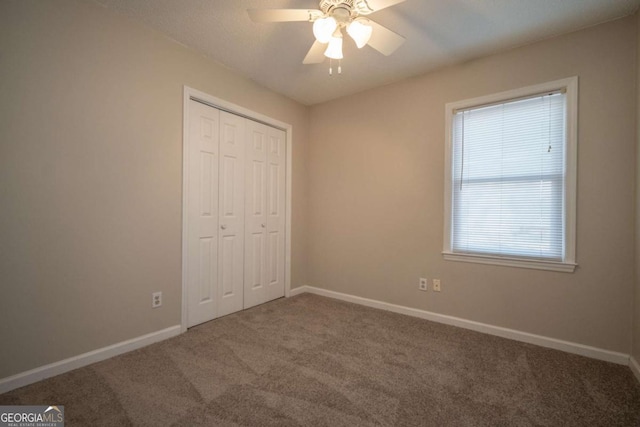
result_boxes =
[93,0,640,105]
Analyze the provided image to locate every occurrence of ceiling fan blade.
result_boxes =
[366,19,405,56]
[358,0,406,13]
[303,41,327,64]
[247,9,319,23]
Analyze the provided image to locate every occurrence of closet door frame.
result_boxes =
[180,86,293,333]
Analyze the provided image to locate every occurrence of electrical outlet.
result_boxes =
[152,292,162,308]
[432,279,441,292]
[419,278,428,291]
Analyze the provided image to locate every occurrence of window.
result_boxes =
[443,77,578,272]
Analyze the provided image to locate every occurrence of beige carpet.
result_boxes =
[2,293,639,426]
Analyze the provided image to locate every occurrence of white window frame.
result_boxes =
[443,77,578,273]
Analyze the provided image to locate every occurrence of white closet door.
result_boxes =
[244,120,285,309]
[265,126,286,302]
[187,100,220,327]
[217,111,246,317]
[186,100,286,325]
[244,120,268,309]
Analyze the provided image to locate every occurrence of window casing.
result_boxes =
[443,78,578,272]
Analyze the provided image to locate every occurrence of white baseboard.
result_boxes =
[630,356,640,383]
[295,285,630,366]
[0,325,181,394]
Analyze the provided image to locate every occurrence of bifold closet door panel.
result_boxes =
[217,111,246,317]
[187,100,220,327]
[265,126,286,302]
[243,120,268,309]
[244,120,286,309]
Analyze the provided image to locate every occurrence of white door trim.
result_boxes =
[181,86,293,333]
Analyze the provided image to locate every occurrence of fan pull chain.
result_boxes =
[328,59,342,76]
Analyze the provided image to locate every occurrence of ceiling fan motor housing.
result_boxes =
[319,0,375,18]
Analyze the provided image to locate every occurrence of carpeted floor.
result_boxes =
[1,293,639,426]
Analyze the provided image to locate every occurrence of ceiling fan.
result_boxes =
[248,0,406,71]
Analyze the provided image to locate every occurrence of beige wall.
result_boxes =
[634,12,640,364]
[0,0,309,378]
[308,15,637,353]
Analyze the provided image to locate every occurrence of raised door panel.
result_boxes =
[248,232,264,289]
[217,111,245,317]
[187,100,219,327]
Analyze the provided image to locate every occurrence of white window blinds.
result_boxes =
[451,91,566,261]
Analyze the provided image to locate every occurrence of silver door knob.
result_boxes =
[220,225,227,230]
[261,223,266,228]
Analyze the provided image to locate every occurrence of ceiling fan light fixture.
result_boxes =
[324,32,344,59]
[248,0,408,70]
[347,18,372,48]
[313,16,337,43]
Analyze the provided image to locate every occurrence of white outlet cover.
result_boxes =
[152,292,162,308]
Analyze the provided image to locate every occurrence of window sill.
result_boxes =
[442,252,576,273]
